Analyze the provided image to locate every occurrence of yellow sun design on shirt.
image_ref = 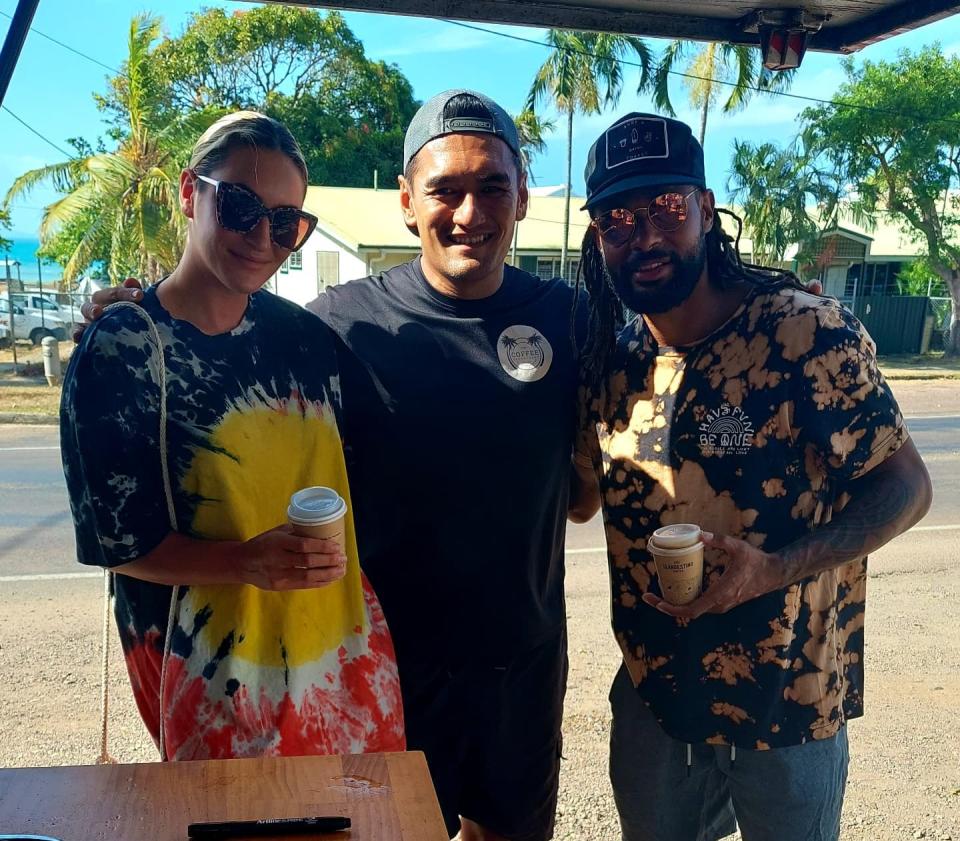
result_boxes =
[178,393,366,669]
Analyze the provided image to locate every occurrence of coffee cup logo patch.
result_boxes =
[497,325,553,382]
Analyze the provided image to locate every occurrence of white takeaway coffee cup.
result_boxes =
[648,523,704,606]
[287,486,348,551]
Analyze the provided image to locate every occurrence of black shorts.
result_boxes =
[400,633,568,841]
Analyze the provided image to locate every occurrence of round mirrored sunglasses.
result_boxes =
[593,189,700,247]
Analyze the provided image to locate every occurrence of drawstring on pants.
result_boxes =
[684,743,737,777]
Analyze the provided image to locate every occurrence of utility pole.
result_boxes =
[0,0,39,107]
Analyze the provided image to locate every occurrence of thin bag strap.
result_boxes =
[96,301,180,763]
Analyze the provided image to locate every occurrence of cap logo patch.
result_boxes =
[444,117,495,132]
[605,117,669,169]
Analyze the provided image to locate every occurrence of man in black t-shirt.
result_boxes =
[306,92,595,841]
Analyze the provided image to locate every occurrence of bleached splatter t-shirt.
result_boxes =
[578,284,906,749]
[62,286,404,760]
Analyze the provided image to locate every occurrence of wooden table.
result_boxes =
[0,752,448,840]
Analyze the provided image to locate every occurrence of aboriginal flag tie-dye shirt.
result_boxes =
[61,286,404,760]
[578,285,906,749]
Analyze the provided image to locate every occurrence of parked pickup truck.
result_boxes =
[0,297,69,344]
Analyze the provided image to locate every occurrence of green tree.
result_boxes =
[98,6,419,187]
[268,58,418,187]
[99,7,365,118]
[802,47,960,354]
[5,16,217,283]
[642,41,795,145]
[527,30,652,275]
[726,132,839,267]
[896,258,948,297]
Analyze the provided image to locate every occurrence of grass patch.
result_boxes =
[0,384,61,415]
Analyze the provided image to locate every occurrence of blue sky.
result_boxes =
[1,0,959,239]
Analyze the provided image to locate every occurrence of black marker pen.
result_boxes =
[187,816,351,838]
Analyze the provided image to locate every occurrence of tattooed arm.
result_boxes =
[775,438,931,584]
[645,438,932,619]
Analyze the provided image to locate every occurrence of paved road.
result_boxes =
[0,415,958,579]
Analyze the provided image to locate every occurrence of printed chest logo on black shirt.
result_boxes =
[698,403,755,456]
[496,325,553,383]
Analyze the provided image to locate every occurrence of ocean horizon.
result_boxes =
[2,238,66,283]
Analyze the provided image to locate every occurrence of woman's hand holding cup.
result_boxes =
[237,523,347,591]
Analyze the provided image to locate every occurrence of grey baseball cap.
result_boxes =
[403,89,521,172]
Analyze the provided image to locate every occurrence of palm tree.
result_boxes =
[4,15,216,283]
[642,41,795,146]
[726,131,838,267]
[513,109,554,174]
[528,30,652,278]
[510,109,554,265]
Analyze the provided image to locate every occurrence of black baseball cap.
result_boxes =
[403,89,520,172]
[582,113,706,210]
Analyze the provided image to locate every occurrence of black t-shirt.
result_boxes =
[310,258,583,665]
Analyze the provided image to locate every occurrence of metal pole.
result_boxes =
[0,0,40,108]
[4,254,17,373]
[37,256,44,326]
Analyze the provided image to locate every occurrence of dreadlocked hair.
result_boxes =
[709,207,809,292]
[571,225,624,392]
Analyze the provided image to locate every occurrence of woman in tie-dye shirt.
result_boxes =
[61,112,404,760]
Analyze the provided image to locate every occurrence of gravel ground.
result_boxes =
[2,538,958,840]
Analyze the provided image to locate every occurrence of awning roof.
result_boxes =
[3,1,958,110]
[254,1,960,54]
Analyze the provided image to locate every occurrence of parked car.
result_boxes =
[0,298,68,344]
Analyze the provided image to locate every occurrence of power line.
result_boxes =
[1,6,956,129]
[1,105,72,157]
[0,9,120,74]
[445,19,960,130]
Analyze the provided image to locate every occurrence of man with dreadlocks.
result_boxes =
[573,113,932,841]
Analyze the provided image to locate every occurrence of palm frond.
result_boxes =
[721,44,757,112]
[38,181,101,241]
[649,40,688,116]
[62,204,114,282]
[4,161,77,206]
[125,14,163,141]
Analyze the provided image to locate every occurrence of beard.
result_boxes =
[606,237,706,315]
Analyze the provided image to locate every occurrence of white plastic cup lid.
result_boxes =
[288,486,347,525]
[651,523,702,550]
